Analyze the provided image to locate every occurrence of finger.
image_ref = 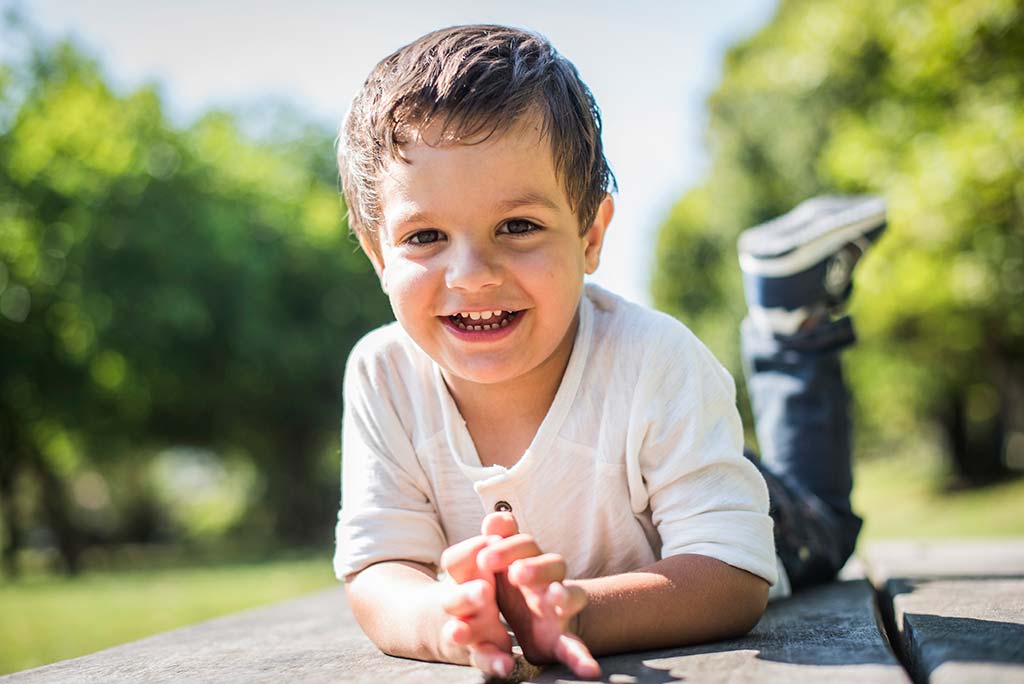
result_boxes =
[553,633,601,679]
[481,511,519,538]
[441,616,469,647]
[477,534,542,573]
[517,579,580,619]
[549,582,588,619]
[442,616,479,647]
[441,612,506,647]
[440,578,494,618]
[507,553,566,587]
[440,535,495,582]
[516,582,549,617]
[468,641,515,679]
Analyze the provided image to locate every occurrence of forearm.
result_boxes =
[345,560,468,665]
[570,554,769,656]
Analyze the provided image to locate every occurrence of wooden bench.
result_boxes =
[4,541,1022,683]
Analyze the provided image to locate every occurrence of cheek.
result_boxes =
[527,244,582,285]
[384,256,429,289]
[381,259,437,321]
[517,250,584,315]
[519,243,573,280]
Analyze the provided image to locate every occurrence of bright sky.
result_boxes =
[11,0,777,305]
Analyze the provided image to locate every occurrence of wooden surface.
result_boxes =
[862,540,1024,684]
[548,578,909,684]
[4,541,1022,683]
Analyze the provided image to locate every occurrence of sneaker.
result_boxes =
[738,195,886,333]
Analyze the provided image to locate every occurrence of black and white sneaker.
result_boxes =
[738,195,886,334]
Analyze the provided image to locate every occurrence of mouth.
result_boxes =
[440,309,524,340]
[445,309,521,332]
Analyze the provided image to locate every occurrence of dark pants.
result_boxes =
[741,315,863,591]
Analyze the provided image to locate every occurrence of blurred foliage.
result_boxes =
[0,18,391,575]
[654,0,1024,484]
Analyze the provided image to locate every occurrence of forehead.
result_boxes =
[378,117,571,229]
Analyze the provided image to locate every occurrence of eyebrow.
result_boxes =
[390,191,562,229]
[493,191,562,214]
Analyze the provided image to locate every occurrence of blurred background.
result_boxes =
[1,0,1022,675]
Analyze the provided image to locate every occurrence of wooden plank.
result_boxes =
[863,540,1024,684]
[537,578,909,684]
[3,576,908,683]
[0,587,480,684]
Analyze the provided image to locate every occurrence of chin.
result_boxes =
[444,360,527,387]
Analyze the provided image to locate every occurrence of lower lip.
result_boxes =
[441,311,523,342]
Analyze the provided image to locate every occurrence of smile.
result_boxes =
[447,310,520,331]
[441,309,524,340]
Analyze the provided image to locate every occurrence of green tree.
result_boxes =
[0,24,390,574]
[653,0,1024,483]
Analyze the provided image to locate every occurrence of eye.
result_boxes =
[500,219,541,236]
[407,229,444,245]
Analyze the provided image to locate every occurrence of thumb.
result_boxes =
[554,633,601,679]
[481,511,519,538]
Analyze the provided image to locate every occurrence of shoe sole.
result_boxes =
[739,197,887,278]
[742,223,886,311]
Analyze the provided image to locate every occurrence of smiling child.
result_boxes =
[332,24,876,680]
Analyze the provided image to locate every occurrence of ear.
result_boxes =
[583,194,614,275]
[358,232,388,293]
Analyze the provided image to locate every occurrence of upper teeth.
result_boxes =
[457,310,505,320]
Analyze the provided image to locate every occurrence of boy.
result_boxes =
[333,24,883,679]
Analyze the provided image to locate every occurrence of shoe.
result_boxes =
[738,195,886,333]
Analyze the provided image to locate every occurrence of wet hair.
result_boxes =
[338,24,616,251]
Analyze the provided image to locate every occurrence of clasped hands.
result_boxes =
[438,511,601,679]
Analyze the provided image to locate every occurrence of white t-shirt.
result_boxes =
[334,283,778,589]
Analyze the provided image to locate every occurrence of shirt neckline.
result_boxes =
[433,290,595,485]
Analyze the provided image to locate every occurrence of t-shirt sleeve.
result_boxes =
[333,337,447,580]
[631,323,777,586]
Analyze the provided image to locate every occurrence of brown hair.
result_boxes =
[338,24,616,251]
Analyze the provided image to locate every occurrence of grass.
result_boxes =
[2,452,1022,676]
[0,554,338,676]
[854,451,1024,540]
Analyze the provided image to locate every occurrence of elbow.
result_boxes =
[345,580,400,656]
[345,575,383,643]
[725,577,770,638]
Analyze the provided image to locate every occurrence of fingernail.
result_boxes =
[493,657,510,677]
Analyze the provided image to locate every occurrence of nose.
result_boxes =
[445,239,502,292]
